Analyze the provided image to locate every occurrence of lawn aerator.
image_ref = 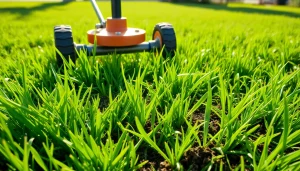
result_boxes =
[54,0,177,66]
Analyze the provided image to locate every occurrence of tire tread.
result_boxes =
[152,23,176,58]
[54,25,76,66]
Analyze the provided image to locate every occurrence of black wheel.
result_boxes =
[54,25,76,66]
[152,23,176,58]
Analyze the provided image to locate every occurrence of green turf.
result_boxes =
[0,1,300,170]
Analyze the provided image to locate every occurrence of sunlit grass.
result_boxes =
[0,1,300,170]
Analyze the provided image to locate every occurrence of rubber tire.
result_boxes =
[54,25,76,66]
[152,23,176,58]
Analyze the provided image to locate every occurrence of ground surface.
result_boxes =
[0,1,300,170]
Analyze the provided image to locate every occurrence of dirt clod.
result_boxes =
[158,161,172,171]
[180,146,215,171]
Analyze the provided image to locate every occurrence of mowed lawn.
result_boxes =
[0,1,300,170]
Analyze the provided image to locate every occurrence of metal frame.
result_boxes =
[75,39,160,56]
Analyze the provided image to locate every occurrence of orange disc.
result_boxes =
[87,18,146,47]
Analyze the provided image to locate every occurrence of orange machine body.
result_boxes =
[87,17,145,47]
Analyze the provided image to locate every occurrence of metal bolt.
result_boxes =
[95,23,101,29]
[135,29,139,33]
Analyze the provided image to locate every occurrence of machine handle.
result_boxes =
[90,0,106,27]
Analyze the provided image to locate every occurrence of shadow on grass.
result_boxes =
[171,2,300,18]
[0,1,73,19]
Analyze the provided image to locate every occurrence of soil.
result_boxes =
[137,147,167,171]
[138,104,223,171]
[144,120,153,133]
[191,106,221,136]
[138,146,232,171]
[180,146,215,171]
[96,95,236,171]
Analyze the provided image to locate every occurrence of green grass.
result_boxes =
[0,1,300,170]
